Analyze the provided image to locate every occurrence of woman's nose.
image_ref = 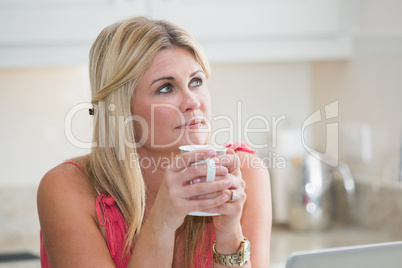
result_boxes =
[179,89,201,113]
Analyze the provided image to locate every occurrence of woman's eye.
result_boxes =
[158,84,173,93]
[190,78,202,87]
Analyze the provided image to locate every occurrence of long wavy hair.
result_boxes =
[86,16,211,267]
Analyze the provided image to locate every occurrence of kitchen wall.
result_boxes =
[311,39,402,185]
[208,63,312,159]
[311,0,402,185]
[0,67,92,187]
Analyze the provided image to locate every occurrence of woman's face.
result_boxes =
[132,47,211,152]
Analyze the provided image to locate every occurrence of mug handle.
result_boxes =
[188,158,220,216]
[205,158,216,182]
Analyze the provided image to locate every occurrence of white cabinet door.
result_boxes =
[150,0,340,40]
[149,0,352,63]
[0,0,146,67]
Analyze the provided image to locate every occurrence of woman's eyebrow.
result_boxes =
[150,76,174,87]
[149,69,205,87]
[190,70,205,77]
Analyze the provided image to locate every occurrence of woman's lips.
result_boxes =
[176,118,204,129]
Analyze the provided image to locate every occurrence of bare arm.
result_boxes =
[240,152,272,267]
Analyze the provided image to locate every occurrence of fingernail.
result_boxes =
[193,178,202,184]
[224,179,231,187]
[222,166,228,175]
[221,194,228,202]
[208,150,216,157]
[213,157,220,164]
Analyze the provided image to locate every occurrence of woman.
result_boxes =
[37,16,271,267]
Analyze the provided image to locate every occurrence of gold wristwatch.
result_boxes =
[212,237,251,266]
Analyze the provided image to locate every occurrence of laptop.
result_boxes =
[285,241,402,268]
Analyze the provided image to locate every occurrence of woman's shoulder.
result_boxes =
[37,155,96,212]
[39,156,90,187]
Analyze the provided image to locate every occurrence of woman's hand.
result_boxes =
[148,149,232,231]
[198,149,246,232]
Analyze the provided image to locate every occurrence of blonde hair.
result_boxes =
[86,16,211,267]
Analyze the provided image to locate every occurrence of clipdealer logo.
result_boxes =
[302,101,339,167]
[63,100,340,167]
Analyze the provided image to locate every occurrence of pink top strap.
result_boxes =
[62,161,101,195]
[225,142,256,154]
[61,161,86,173]
[40,231,50,268]
[95,194,130,267]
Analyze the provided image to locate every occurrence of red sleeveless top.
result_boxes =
[40,142,255,267]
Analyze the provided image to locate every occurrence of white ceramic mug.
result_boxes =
[179,144,228,216]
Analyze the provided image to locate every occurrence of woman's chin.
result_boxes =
[179,134,209,146]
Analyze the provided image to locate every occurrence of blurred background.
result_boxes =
[1,0,402,267]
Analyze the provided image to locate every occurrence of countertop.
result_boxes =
[1,225,400,268]
[270,224,402,267]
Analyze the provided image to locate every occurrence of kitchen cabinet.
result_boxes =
[151,0,341,40]
[0,0,352,68]
[0,0,146,68]
[149,0,352,63]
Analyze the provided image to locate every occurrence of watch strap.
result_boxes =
[212,237,251,266]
